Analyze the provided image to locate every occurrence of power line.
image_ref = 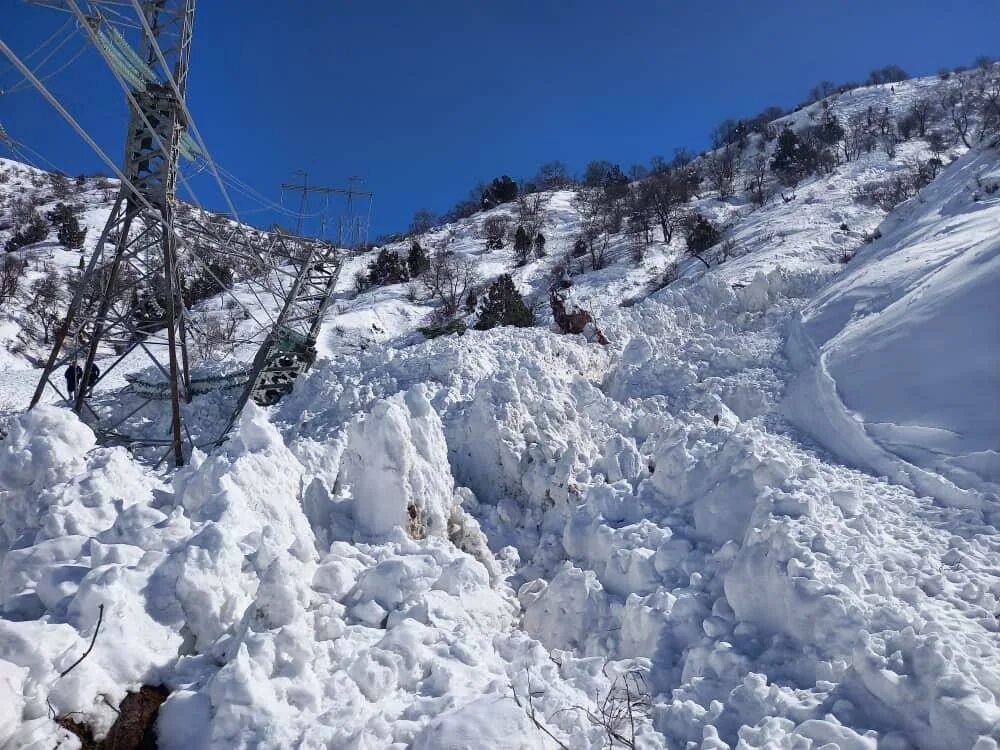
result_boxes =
[0,16,74,83]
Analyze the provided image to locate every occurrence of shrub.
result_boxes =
[419,319,467,339]
[57,216,87,250]
[366,248,409,287]
[5,211,48,252]
[682,213,720,267]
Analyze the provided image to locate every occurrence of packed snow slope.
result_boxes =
[786,145,1000,506]
[1,71,999,749]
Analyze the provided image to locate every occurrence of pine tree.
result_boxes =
[513,225,532,265]
[771,127,821,185]
[480,175,519,208]
[4,212,48,252]
[474,274,534,330]
[683,213,720,268]
[407,241,430,277]
[367,248,409,287]
[534,232,546,257]
[57,216,87,250]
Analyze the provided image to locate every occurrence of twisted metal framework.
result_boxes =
[29,0,196,467]
[226,232,342,424]
[19,1,353,467]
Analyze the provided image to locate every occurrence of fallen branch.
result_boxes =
[60,604,104,678]
[511,671,572,750]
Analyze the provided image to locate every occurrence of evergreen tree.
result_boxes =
[513,225,532,265]
[407,241,430,277]
[57,216,87,250]
[480,175,518,208]
[534,232,546,257]
[683,213,720,268]
[366,248,409,287]
[47,202,76,227]
[474,274,534,330]
[4,212,48,252]
[771,128,818,185]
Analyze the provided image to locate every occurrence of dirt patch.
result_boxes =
[58,685,169,750]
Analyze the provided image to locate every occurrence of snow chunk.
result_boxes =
[338,384,456,539]
[411,694,544,749]
[0,406,94,492]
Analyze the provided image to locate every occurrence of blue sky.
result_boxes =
[2,0,998,238]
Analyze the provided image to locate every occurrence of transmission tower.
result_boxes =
[29,0,196,467]
[280,175,374,248]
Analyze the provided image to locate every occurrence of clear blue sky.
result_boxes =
[2,0,998,238]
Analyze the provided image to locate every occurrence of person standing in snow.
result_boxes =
[64,363,83,401]
[86,362,100,396]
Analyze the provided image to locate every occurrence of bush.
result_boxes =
[683,213,721,261]
[57,216,87,250]
[366,248,409,287]
[5,211,48,252]
[474,274,534,330]
[418,319,467,339]
[852,176,916,211]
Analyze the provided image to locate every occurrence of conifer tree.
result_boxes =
[367,248,409,287]
[513,225,532,265]
[407,241,430,277]
[474,274,534,330]
[57,215,87,250]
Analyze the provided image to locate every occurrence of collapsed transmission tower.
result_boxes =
[16,2,359,468]
[219,230,343,439]
[29,0,196,466]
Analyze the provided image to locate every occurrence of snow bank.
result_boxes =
[786,145,1000,508]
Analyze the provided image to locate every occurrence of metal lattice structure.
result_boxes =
[221,231,342,436]
[19,1,357,468]
[29,0,196,466]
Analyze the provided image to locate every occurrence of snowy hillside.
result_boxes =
[787,145,1000,507]
[1,68,999,749]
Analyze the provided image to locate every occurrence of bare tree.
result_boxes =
[532,161,572,191]
[641,170,688,244]
[840,112,873,162]
[979,73,1000,139]
[515,192,549,239]
[573,188,614,271]
[421,253,478,317]
[409,209,438,236]
[26,270,65,344]
[482,214,510,250]
[744,153,770,207]
[908,98,936,138]
[941,79,977,148]
[704,145,738,198]
[0,254,27,307]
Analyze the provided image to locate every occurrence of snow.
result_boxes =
[2,71,1000,748]
[786,144,1000,507]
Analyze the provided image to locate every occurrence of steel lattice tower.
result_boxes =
[30,0,196,466]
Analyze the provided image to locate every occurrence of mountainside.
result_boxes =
[0,68,999,749]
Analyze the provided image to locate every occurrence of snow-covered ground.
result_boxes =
[1,71,999,749]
